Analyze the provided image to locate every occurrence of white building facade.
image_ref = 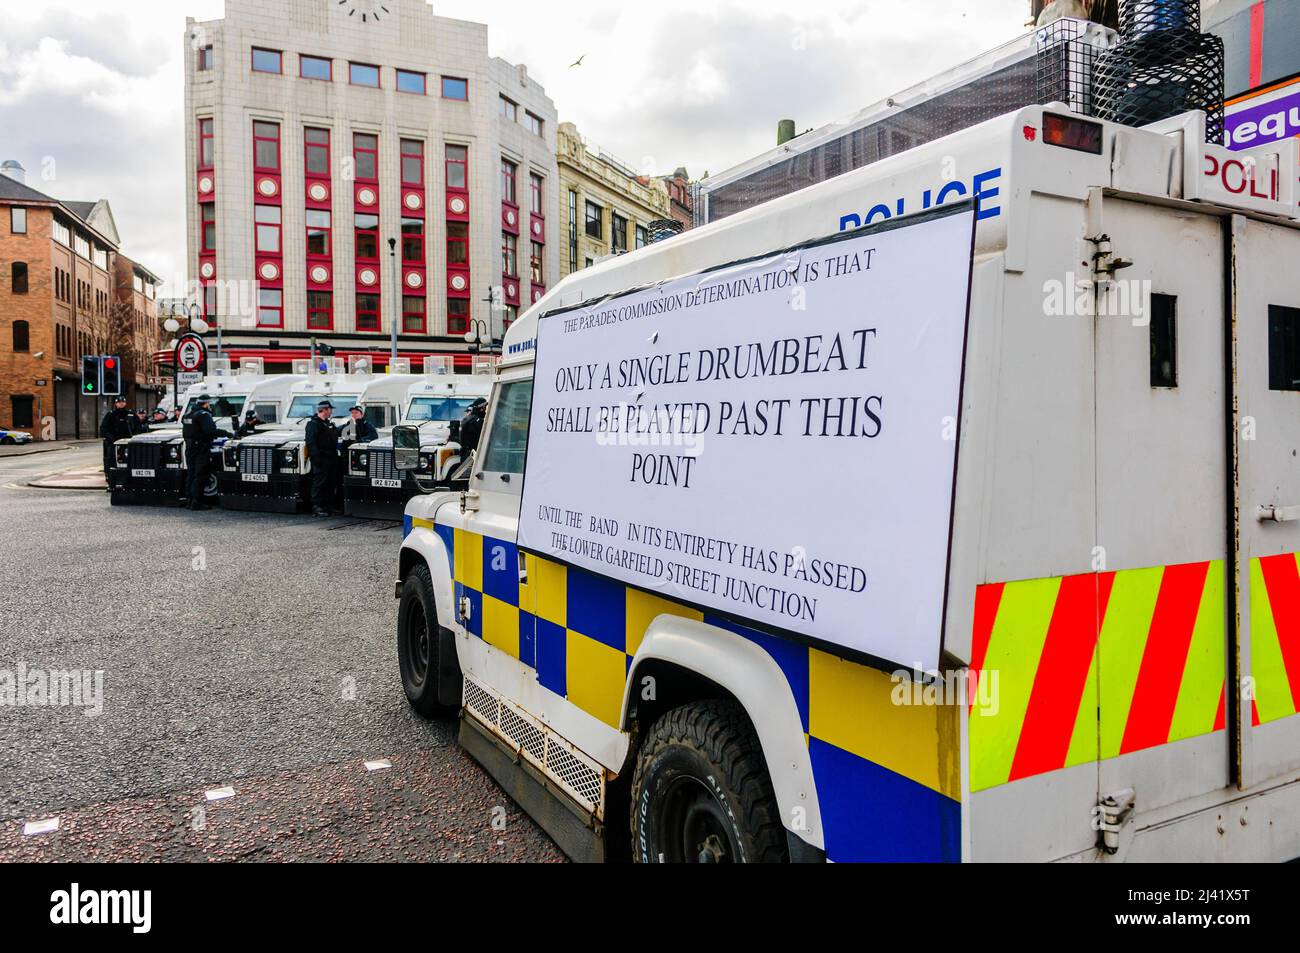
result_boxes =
[184,0,558,371]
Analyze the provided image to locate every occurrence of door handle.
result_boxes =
[1258,504,1300,523]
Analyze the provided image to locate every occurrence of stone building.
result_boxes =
[184,0,558,372]
[555,122,673,278]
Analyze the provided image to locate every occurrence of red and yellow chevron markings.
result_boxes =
[968,560,1228,792]
[1249,553,1300,725]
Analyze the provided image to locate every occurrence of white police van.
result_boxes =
[344,361,493,520]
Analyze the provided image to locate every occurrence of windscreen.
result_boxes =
[287,395,359,420]
[406,396,477,422]
[184,395,246,419]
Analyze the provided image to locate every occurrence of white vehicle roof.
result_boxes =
[501,105,1300,367]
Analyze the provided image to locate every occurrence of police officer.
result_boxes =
[235,409,262,438]
[340,405,379,448]
[182,394,218,511]
[458,398,487,457]
[100,396,137,487]
[305,399,339,517]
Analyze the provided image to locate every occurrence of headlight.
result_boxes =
[419,454,431,471]
[353,451,369,475]
[223,447,238,469]
[165,445,181,462]
[114,445,128,466]
[279,447,299,472]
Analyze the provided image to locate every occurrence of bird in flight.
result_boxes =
[569,54,586,68]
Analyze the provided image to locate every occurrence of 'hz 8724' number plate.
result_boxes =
[371,478,402,489]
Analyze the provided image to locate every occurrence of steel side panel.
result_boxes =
[1235,218,1300,787]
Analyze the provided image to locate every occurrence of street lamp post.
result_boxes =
[388,237,399,371]
[462,286,498,364]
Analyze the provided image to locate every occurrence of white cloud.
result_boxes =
[0,0,1030,295]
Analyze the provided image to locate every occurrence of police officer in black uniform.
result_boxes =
[458,397,487,457]
[182,394,218,511]
[305,399,339,517]
[100,396,137,487]
[235,409,262,438]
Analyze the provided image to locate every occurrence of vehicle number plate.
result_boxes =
[371,478,402,489]
[131,469,154,478]
[242,473,269,483]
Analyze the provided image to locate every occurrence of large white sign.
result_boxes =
[519,207,974,670]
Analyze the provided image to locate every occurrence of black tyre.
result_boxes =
[397,562,453,717]
[631,700,787,863]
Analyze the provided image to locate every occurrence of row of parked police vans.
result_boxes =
[108,357,491,519]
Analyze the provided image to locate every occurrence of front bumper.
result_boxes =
[216,470,310,513]
[342,474,417,520]
[109,466,188,506]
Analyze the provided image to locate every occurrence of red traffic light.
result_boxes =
[104,358,116,369]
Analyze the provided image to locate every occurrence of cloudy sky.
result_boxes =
[0,0,1029,295]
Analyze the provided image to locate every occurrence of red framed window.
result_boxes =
[255,204,282,254]
[396,69,426,95]
[306,210,331,257]
[530,173,543,215]
[353,133,378,182]
[300,54,332,81]
[355,213,379,260]
[253,121,280,172]
[530,241,543,283]
[402,295,426,333]
[304,127,330,176]
[198,45,214,71]
[501,232,518,278]
[356,293,380,332]
[441,76,468,100]
[251,48,282,74]
[307,291,332,330]
[400,138,424,187]
[349,62,380,88]
[198,118,214,169]
[499,96,517,121]
[501,157,517,204]
[401,218,424,264]
[445,144,467,191]
[447,222,469,266]
[257,288,283,328]
[447,298,469,335]
[200,203,216,251]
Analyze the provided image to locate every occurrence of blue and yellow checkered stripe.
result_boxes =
[432,524,960,862]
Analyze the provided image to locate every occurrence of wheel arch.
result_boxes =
[399,529,455,629]
[621,616,824,852]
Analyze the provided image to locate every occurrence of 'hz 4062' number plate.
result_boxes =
[241,473,269,483]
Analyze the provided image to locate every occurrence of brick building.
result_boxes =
[184,0,558,372]
[658,167,695,231]
[556,122,673,279]
[0,164,162,440]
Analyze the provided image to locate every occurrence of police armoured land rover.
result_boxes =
[109,374,302,506]
[219,371,419,512]
[388,81,1300,864]
[343,360,492,520]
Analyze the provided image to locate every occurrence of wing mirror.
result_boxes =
[393,424,421,471]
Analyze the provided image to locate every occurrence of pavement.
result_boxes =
[0,438,97,458]
[0,448,564,862]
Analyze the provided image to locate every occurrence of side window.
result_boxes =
[479,380,533,488]
[1149,293,1177,388]
[1268,304,1300,392]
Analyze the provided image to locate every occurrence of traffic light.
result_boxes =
[101,355,122,396]
[81,355,101,395]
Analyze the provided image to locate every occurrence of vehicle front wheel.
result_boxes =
[631,700,787,863]
[397,562,455,717]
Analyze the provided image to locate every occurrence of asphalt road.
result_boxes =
[0,450,563,862]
